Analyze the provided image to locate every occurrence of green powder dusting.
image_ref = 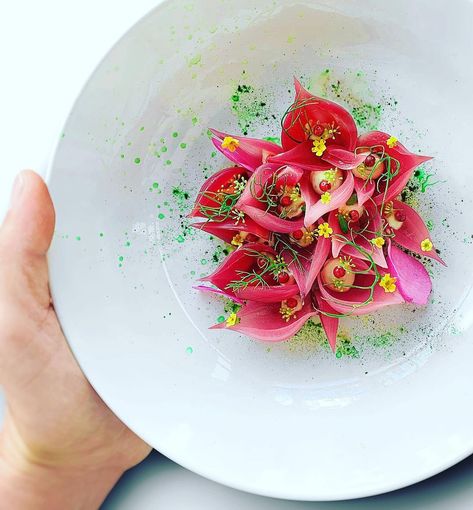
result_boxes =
[186,346,194,354]
[176,235,185,243]
[188,54,201,67]
[158,213,165,219]
[192,116,198,125]
[217,315,225,323]
[172,132,179,138]
[210,151,217,158]
[76,236,81,241]
[120,154,125,159]
[351,104,383,130]
[165,160,172,165]
[134,157,141,165]
[180,142,187,149]
[161,146,168,152]
[140,126,145,132]
[200,258,208,265]
[99,233,104,237]
[426,220,434,231]
[335,335,360,359]
[230,84,271,135]
[263,136,281,145]
[118,256,124,262]
[152,182,159,189]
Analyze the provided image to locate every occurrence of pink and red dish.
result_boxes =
[189,78,445,352]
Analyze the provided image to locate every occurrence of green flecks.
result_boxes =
[351,103,383,130]
[180,142,187,149]
[165,160,172,165]
[99,232,104,237]
[426,220,434,231]
[186,346,194,354]
[172,131,179,138]
[211,244,230,264]
[217,315,225,323]
[287,35,295,43]
[140,126,145,132]
[152,182,159,189]
[76,236,81,241]
[335,336,360,359]
[176,235,185,243]
[118,255,124,268]
[125,241,131,247]
[192,116,199,126]
[263,136,281,145]
[134,157,141,165]
[223,300,241,315]
[200,258,208,265]
[158,213,165,219]
[365,331,396,348]
[210,151,217,158]
[230,84,271,135]
[161,146,168,152]
[120,154,125,159]
[188,54,201,67]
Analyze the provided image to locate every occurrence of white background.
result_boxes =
[1,1,473,508]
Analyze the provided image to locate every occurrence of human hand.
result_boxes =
[0,171,151,509]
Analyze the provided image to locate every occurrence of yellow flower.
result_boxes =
[311,137,326,156]
[226,313,239,327]
[317,222,333,238]
[372,236,385,248]
[323,169,337,183]
[321,192,331,204]
[421,238,433,252]
[221,136,240,152]
[231,234,244,247]
[386,136,398,148]
[379,273,397,293]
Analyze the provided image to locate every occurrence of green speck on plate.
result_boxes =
[186,346,194,354]
[134,157,141,164]
[158,213,165,220]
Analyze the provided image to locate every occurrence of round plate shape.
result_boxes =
[47,0,473,501]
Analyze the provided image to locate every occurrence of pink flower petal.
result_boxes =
[189,166,249,219]
[317,259,404,315]
[391,200,446,265]
[301,170,354,226]
[237,164,306,233]
[314,290,339,352]
[210,129,282,172]
[322,146,367,170]
[354,176,375,206]
[357,131,432,204]
[193,285,245,304]
[386,243,432,305]
[281,78,358,151]
[191,218,270,244]
[210,300,317,342]
[267,141,331,171]
[236,283,300,303]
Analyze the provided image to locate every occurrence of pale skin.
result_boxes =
[0,171,152,509]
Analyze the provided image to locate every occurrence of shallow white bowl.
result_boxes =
[47,0,473,501]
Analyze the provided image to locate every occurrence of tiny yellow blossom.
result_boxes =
[311,137,327,157]
[386,136,398,148]
[379,273,397,293]
[323,169,337,183]
[372,236,385,248]
[221,136,240,152]
[421,238,433,252]
[231,234,244,247]
[321,192,331,204]
[317,222,333,238]
[226,312,239,327]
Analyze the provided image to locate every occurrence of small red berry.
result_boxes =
[319,180,331,192]
[314,124,324,136]
[394,210,406,222]
[286,297,298,308]
[278,272,290,284]
[292,229,304,240]
[364,154,376,167]
[333,266,346,278]
[349,210,360,221]
[280,195,292,207]
[245,233,259,243]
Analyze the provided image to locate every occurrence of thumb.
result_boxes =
[0,170,55,257]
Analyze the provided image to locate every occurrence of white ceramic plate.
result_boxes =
[47,0,473,501]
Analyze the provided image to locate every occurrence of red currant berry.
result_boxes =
[333,266,346,278]
[292,229,304,240]
[278,272,290,284]
[364,154,376,167]
[394,210,406,222]
[286,297,298,308]
[314,124,324,136]
[280,195,292,207]
[319,180,331,192]
[349,210,360,221]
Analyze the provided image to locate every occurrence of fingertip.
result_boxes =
[2,170,56,256]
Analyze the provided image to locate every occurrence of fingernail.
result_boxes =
[9,172,26,209]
